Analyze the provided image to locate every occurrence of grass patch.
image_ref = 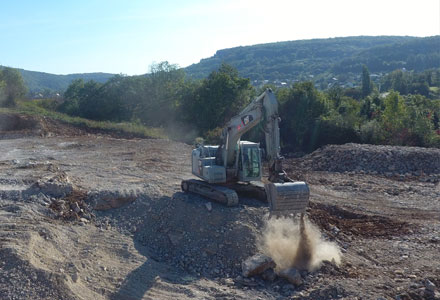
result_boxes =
[2,100,166,139]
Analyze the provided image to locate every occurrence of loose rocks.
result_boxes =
[242,254,275,277]
[87,189,138,210]
[277,268,303,286]
[32,173,74,198]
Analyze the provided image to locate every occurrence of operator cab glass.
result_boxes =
[239,142,261,181]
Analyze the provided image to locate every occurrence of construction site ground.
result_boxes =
[0,113,439,300]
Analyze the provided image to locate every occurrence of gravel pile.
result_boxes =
[297,143,440,182]
[93,192,266,279]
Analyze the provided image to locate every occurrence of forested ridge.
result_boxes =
[186,36,440,87]
[18,69,114,97]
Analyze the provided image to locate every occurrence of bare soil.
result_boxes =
[0,113,439,300]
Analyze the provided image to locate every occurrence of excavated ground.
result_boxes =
[0,113,439,300]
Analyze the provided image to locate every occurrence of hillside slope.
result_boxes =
[185,36,440,83]
[14,68,115,94]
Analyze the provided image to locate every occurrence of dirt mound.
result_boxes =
[291,143,440,181]
[309,202,413,238]
[93,191,266,279]
[0,113,39,131]
[0,247,77,299]
[0,112,161,140]
[0,112,88,138]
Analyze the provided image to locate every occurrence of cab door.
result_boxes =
[238,145,262,182]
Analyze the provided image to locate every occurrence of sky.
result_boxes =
[0,0,439,75]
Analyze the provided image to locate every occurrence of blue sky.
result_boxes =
[1,0,439,75]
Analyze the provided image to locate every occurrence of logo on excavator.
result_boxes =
[237,115,254,131]
[242,115,252,125]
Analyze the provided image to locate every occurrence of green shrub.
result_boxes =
[304,119,360,151]
[360,120,383,144]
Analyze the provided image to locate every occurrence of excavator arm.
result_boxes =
[217,89,290,182]
[217,89,309,216]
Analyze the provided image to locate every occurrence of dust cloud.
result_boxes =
[257,216,341,271]
[165,121,198,144]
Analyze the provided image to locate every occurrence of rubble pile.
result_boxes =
[296,143,440,182]
[95,192,262,279]
[49,189,94,222]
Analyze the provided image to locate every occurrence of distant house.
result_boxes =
[343,82,355,88]
[380,92,390,98]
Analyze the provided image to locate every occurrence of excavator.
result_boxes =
[181,89,309,217]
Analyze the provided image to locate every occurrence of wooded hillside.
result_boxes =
[185,36,440,87]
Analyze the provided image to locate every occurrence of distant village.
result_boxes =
[252,71,387,90]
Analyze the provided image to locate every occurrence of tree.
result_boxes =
[64,78,85,101]
[382,92,406,129]
[405,94,437,146]
[180,63,253,135]
[58,79,85,116]
[61,79,105,120]
[336,96,361,128]
[0,81,6,105]
[279,82,329,151]
[327,86,344,109]
[0,67,27,107]
[59,62,189,126]
[381,70,408,94]
[361,65,373,98]
[135,61,186,127]
[409,81,430,97]
[360,93,383,120]
[89,74,142,122]
[381,91,410,144]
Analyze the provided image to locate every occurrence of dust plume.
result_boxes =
[257,216,341,271]
[164,121,198,144]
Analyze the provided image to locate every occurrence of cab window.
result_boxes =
[242,147,260,178]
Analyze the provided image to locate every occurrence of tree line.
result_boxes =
[1,63,439,151]
[57,62,440,150]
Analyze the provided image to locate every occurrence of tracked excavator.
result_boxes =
[181,89,309,216]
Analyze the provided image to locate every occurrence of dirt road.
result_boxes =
[0,115,439,299]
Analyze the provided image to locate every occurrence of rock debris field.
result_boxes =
[0,113,439,300]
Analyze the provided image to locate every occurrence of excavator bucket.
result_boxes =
[265,182,309,217]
